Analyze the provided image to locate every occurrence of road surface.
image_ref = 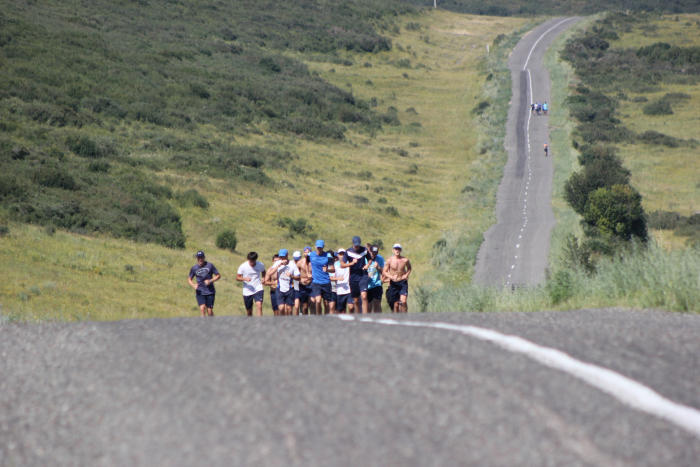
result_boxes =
[474,17,582,287]
[2,310,700,466]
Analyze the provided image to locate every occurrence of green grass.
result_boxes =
[427,243,700,313]
[0,8,529,321]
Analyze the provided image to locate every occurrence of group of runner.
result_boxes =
[188,236,412,317]
[531,102,548,115]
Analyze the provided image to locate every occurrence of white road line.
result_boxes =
[337,316,700,439]
[523,18,576,71]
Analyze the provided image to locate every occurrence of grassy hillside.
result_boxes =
[0,2,528,321]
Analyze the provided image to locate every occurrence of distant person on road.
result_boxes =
[291,251,302,315]
[382,244,412,313]
[544,142,549,157]
[366,244,385,313]
[309,240,335,315]
[331,248,353,313]
[269,249,301,316]
[296,246,313,315]
[543,102,548,115]
[188,251,220,317]
[264,254,280,315]
[236,252,266,317]
[531,102,535,115]
[329,250,338,314]
[342,236,370,314]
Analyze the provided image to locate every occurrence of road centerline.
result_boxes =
[337,315,700,439]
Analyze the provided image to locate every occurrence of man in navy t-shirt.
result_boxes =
[342,236,370,314]
[187,251,220,317]
[309,239,335,315]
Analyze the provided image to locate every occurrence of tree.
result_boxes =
[583,184,647,241]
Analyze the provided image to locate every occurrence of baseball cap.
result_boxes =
[279,248,288,257]
[337,248,346,253]
[393,243,402,250]
[352,236,361,246]
[303,246,312,252]
[293,251,302,260]
[315,239,325,248]
[196,251,205,258]
[371,245,379,253]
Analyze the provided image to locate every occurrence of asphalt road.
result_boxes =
[474,18,582,287]
[2,309,700,466]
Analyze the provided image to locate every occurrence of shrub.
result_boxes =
[384,206,399,217]
[0,225,8,237]
[216,229,238,252]
[88,160,111,173]
[472,101,491,115]
[564,158,631,215]
[548,270,574,305]
[277,217,312,238]
[67,136,103,159]
[648,210,686,230]
[643,99,673,115]
[351,195,369,205]
[583,184,647,241]
[175,189,209,209]
[406,163,418,174]
[637,130,680,147]
[33,167,79,191]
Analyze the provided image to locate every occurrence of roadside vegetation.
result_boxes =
[0,1,527,321]
[425,12,700,313]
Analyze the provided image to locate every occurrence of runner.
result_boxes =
[296,246,313,315]
[330,248,353,313]
[268,249,300,316]
[366,244,385,313]
[530,102,535,115]
[292,251,302,315]
[382,244,412,313]
[329,250,338,314]
[264,254,279,315]
[236,252,266,317]
[341,235,370,314]
[543,101,548,115]
[309,240,334,315]
[187,251,220,317]
[544,142,549,157]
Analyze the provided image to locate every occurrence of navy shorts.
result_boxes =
[385,287,397,308]
[276,289,295,307]
[311,282,332,301]
[196,293,215,308]
[270,288,278,311]
[389,280,409,297]
[296,284,311,304]
[243,290,264,311]
[350,275,369,298]
[331,291,337,304]
[367,285,383,302]
[336,293,350,312]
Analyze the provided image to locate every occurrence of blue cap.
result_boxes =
[196,251,205,258]
[279,248,288,257]
[315,239,325,248]
[352,236,361,246]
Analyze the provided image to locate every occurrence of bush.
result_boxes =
[583,184,648,241]
[637,130,680,147]
[0,225,8,237]
[564,158,631,215]
[175,189,209,209]
[643,99,673,115]
[33,167,79,191]
[384,206,399,217]
[548,270,574,305]
[216,229,238,252]
[472,101,491,115]
[277,217,312,238]
[67,136,103,159]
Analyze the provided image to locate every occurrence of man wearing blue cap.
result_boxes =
[267,249,300,316]
[342,236,370,314]
[188,251,220,317]
[236,252,266,316]
[309,239,335,315]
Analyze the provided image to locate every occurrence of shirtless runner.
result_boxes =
[296,246,313,315]
[264,254,280,316]
[382,243,412,313]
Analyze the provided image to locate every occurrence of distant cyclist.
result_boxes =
[544,142,549,157]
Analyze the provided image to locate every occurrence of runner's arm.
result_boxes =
[205,273,221,286]
[401,260,412,281]
[187,276,199,290]
[236,274,251,282]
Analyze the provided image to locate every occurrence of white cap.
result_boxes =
[293,251,302,260]
[393,243,402,249]
[337,248,346,253]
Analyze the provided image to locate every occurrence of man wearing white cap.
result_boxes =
[382,243,412,313]
[268,249,301,316]
[330,248,353,313]
[291,251,302,315]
